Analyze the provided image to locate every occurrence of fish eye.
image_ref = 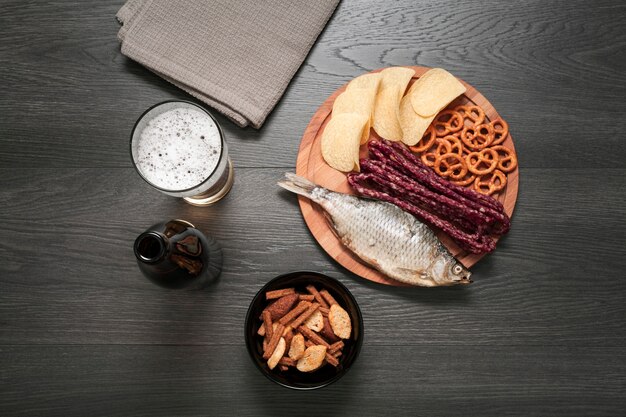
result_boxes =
[452,264,463,275]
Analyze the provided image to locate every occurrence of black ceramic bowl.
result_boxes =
[245,271,363,390]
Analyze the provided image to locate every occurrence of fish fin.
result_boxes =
[323,212,340,236]
[391,267,471,287]
[390,267,438,287]
[356,253,382,270]
[277,173,316,199]
[392,267,427,277]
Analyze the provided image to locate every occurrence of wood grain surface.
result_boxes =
[1,0,626,416]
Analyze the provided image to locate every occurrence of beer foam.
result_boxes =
[134,107,222,190]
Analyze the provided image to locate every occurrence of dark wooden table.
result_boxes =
[1,1,625,415]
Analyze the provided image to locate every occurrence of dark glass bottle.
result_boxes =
[133,219,222,289]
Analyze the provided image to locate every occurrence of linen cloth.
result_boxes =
[117,0,339,128]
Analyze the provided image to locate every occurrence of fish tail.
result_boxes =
[277,173,317,199]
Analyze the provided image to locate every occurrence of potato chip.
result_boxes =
[379,67,415,92]
[373,87,404,141]
[340,74,381,144]
[408,68,466,117]
[359,120,372,145]
[321,112,368,172]
[372,67,415,141]
[333,88,376,144]
[399,95,435,146]
[333,89,376,117]
[346,72,381,92]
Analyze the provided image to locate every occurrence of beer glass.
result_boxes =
[130,101,234,206]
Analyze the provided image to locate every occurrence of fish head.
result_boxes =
[430,255,472,286]
[447,260,472,285]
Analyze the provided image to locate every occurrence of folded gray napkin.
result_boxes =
[117,0,339,128]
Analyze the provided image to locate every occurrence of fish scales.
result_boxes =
[278,173,471,287]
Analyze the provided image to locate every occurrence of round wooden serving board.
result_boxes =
[296,66,519,286]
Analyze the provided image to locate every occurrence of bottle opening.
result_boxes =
[135,233,166,263]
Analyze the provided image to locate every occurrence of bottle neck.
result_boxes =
[134,232,168,264]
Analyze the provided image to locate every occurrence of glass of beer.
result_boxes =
[130,101,234,206]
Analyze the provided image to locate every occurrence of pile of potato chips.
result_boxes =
[321,67,467,172]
